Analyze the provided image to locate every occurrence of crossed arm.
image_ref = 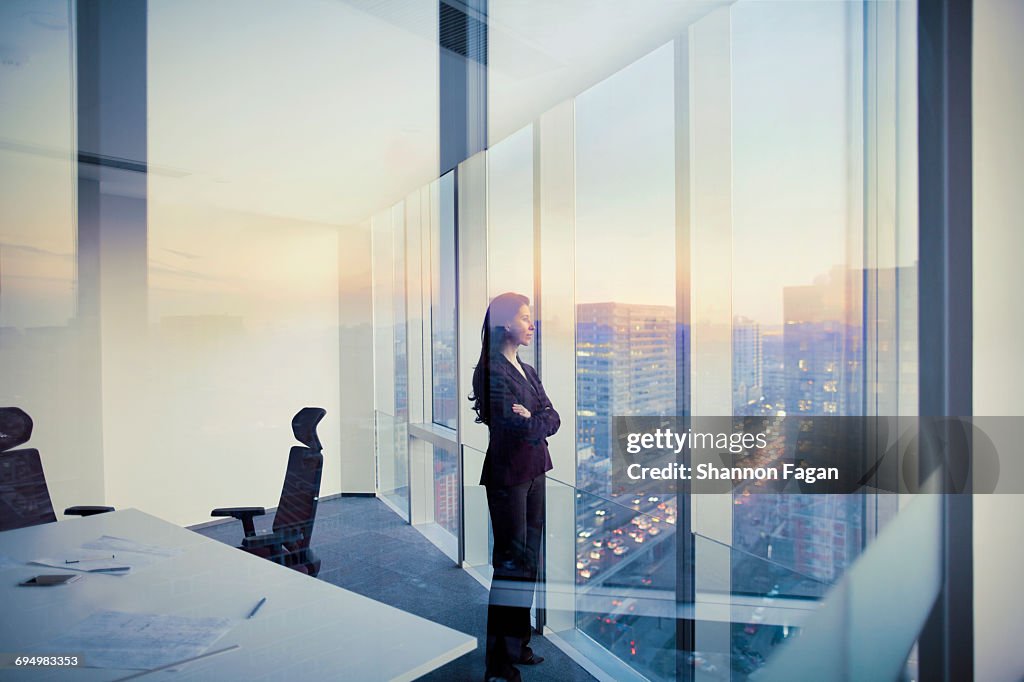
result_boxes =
[489,373,560,443]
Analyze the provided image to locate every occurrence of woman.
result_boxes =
[469,292,560,682]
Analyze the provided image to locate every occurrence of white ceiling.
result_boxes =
[487,0,727,145]
[149,0,730,227]
[3,0,728,228]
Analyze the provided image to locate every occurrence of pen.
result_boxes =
[247,597,267,619]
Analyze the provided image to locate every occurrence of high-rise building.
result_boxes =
[782,268,863,416]
[761,329,786,412]
[777,268,864,582]
[576,302,676,494]
[733,316,763,414]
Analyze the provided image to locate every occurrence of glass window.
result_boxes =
[431,171,458,429]
[574,43,678,681]
[487,124,535,366]
[372,206,409,516]
[723,2,916,675]
[145,0,436,521]
[729,0,871,597]
[0,1,92,513]
[432,443,459,536]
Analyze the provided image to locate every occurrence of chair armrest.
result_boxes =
[64,506,115,517]
[240,526,302,552]
[211,507,266,537]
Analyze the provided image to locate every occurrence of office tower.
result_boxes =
[782,268,862,417]
[733,316,763,414]
[761,329,786,412]
[431,326,457,427]
[778,268,863,582]
[576,302,676,494]
[434,453,459,533]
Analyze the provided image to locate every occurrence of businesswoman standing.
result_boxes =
[470,292,560,682]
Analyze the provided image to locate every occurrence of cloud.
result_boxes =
[0,242,73,259]
[160,247,201,260]
[148,261,224,284]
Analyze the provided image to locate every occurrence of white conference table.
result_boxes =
[0,509,475,681]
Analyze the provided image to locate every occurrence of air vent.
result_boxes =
[439,1,487,65]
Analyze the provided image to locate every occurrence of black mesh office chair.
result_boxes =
[0,407,112,533]
[211,407,325,577]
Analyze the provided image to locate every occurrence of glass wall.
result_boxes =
[365,1,922,679]
[487,123,536,366]
[432,171,458,429]
[371,171,463,548]
[144,0,349,524]
[373,205,410,517]
[0,1,99,512]
[432,443,459,536]
[142,0,438,524]
[727,0,915,628]
[574,43,679,680]
[462,444,493,577]
[728,1,867,601]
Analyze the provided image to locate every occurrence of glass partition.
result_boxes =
[432,442,459,537]
[756,490,941,681]
[728,0,866,593]
[0,0,95,513]
[462,444,493,580]
[569,479,678,681]
[376,411,409,518]
[487,123,535,366]
[362,1,924,678]
[431,171,458,429]
[572,41,679,677]
[371,203,410,516]
[728,0,915,596]
[545,475,827,680]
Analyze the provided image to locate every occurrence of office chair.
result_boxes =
[0,407,112,533]
[211,407,326,577]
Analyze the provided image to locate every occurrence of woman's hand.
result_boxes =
[512,403,532,419]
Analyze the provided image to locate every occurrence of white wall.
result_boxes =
[973,1,1024,680]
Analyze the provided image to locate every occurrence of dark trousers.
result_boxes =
[485,474,545,678]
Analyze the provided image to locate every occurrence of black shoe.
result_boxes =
[519,652,544,665]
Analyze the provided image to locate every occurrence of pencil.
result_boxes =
[246,597,267,619]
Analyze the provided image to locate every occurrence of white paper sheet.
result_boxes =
[37,610,237,670]
[30,555,132,574]
[81,535,183,559]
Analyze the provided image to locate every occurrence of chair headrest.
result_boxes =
[0,407,33,453]
[292,407,326,451]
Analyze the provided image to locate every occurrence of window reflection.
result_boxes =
[433,444,459,536]
[487,124,535,366]
[0,0,90,514]
[373,207,409,516]
[729,1,867,603]
[431,171,457,429]
[574,43,678,681]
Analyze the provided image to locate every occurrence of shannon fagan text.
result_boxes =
[624,428,768,455]
[625,462,840,484]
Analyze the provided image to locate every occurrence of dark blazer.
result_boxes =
[480,353,560,488]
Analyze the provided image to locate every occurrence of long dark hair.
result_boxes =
[469,292,530,425]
